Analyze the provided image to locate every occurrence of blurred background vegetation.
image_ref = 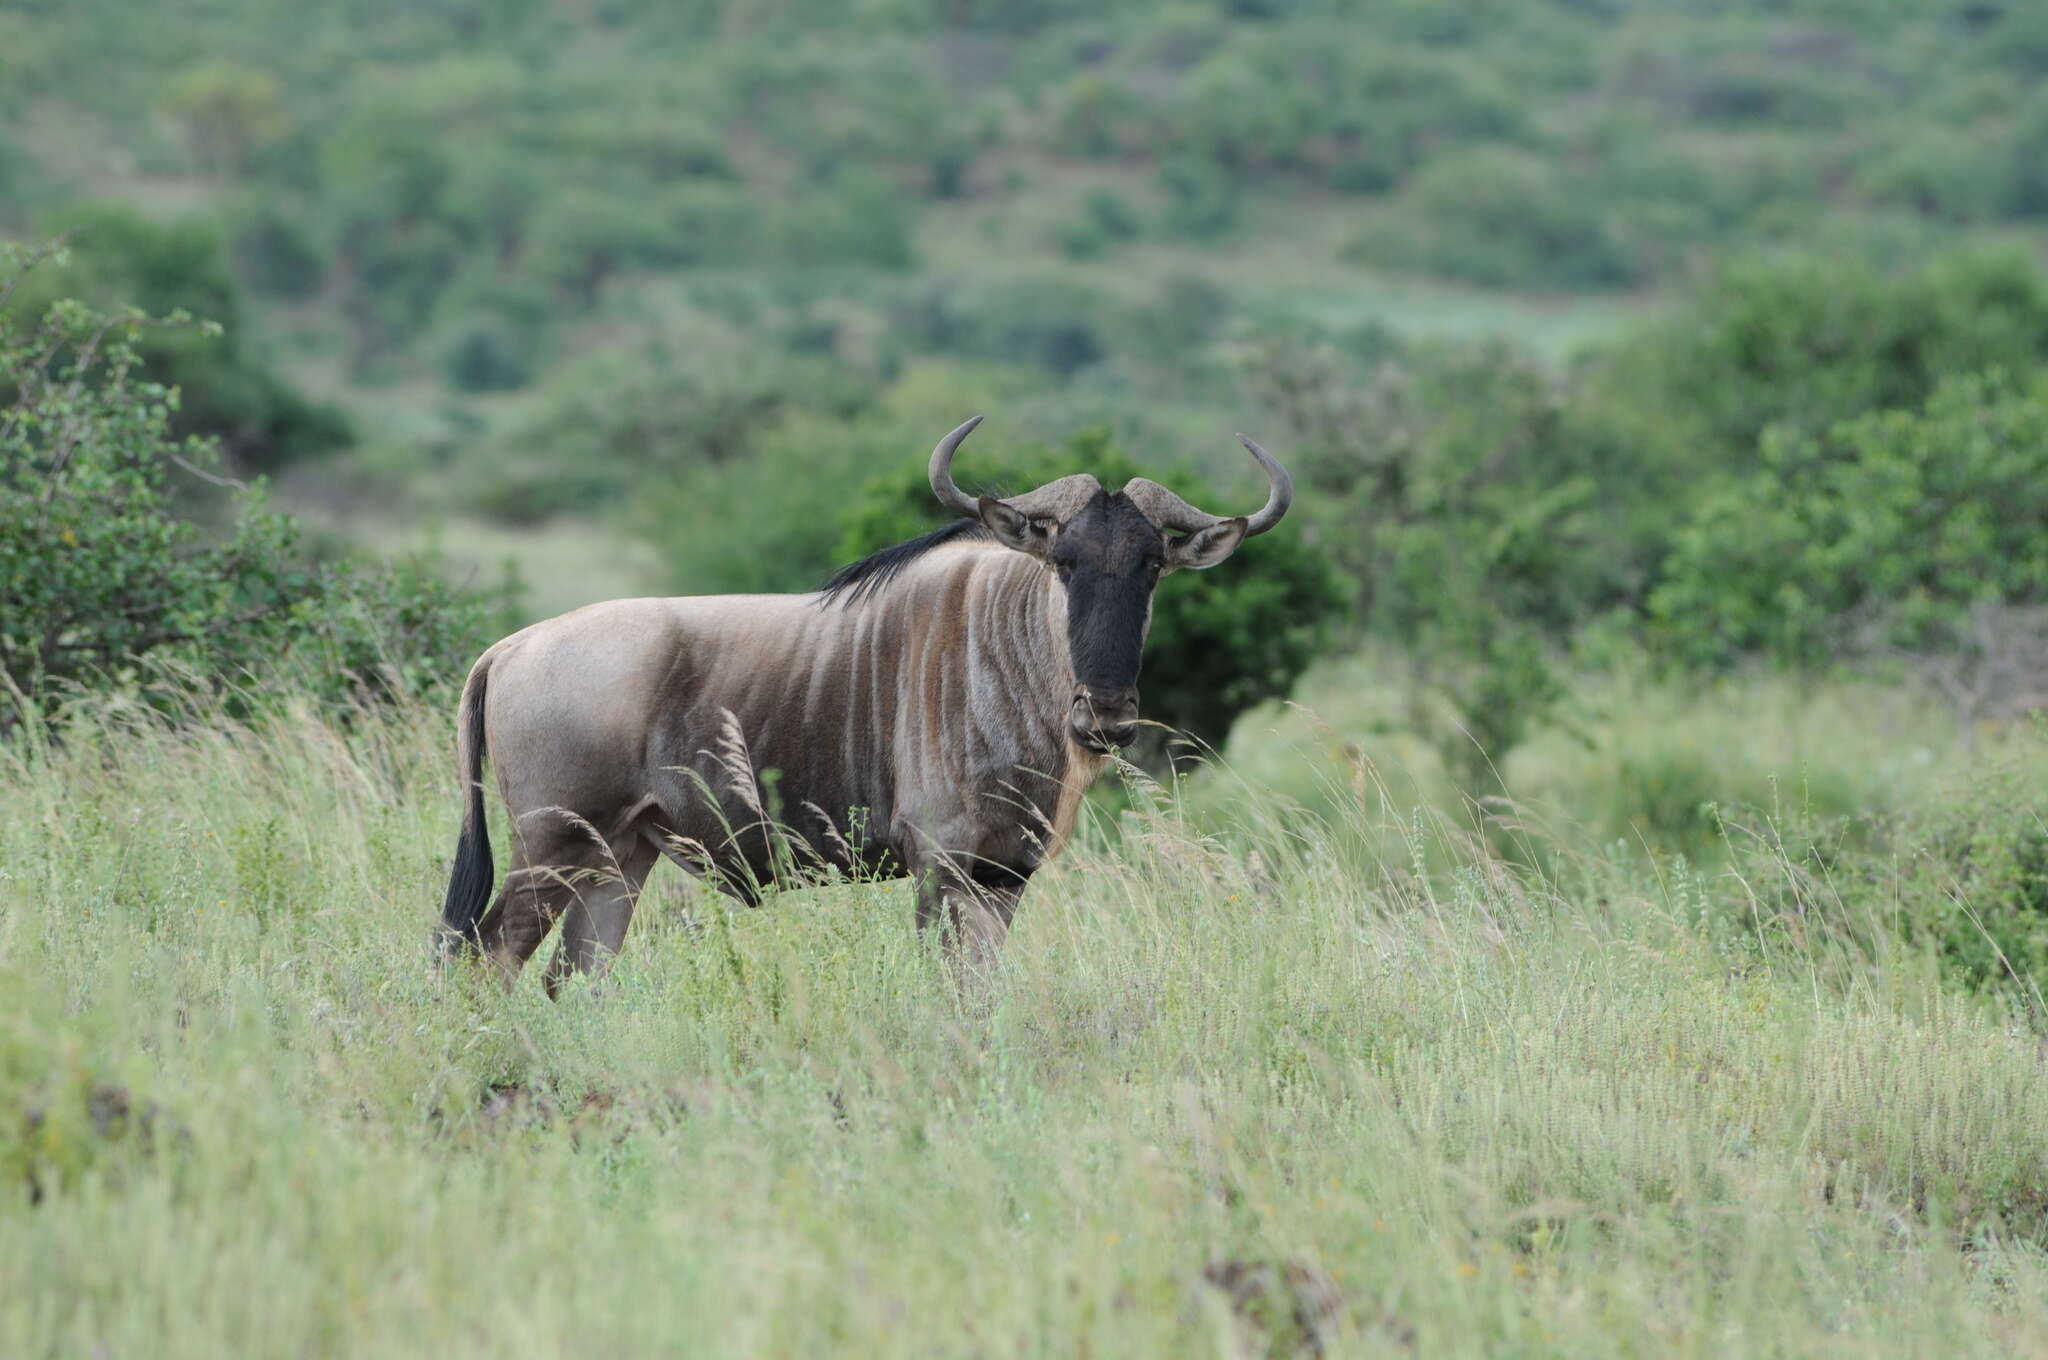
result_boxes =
[9,0,2048,932]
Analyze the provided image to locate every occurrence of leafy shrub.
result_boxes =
[1561,247,2048,606]
[1147,271,1233,347]
[1856,128,2008,225]
[1582,248,2048,467]
[226,201,325,300]
[764,171,915,271]
[1056,189,1141,260]
[469,342,875,523]
[1653,372,2048,666]
[527,188,686,308]
[2005,93,2048,220]
[441,318,534,393]
[0,244,499,730]
[25,204,351,471]
[540,108,734,183]
[1241,331,1595,786]
[663,181,766,267]
[888,277,1114,376]
[835,427,1347,758]
[1047,72,1151,158]
[1984,5,2048,77]
[164,62,290,175]
[1091,26,1528,187]
[1346,147,1638,291]
[1156,156,1241,240]
[1874,723,2048,1006]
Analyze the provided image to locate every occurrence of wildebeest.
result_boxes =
[437,417,1293,988]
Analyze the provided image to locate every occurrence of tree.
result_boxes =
[23,205,351,472]
[1652,372,2048,666]
[0,242,497,730]
[164,64,289,177]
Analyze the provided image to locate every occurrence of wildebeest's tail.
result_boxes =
[437,657,494,952]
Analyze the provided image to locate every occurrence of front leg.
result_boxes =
[913,854,1030,979]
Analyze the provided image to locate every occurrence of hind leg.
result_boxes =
[543,833,660,996]
[470,819,617,984]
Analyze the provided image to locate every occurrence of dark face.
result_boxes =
[977,483,1251,754]
[1047,492,1164,752]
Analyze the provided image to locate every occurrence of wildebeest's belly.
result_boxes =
[634,589,1082,895]
[642,703,1071,897]
[638,722,897,893]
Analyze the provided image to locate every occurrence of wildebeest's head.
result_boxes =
[929,416,1292,753]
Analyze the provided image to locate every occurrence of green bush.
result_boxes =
[1869,722,2048,1007]
[1652,372,2048,665]
[1046,71,1150,159]
[765,172,915,271]
[527,188,685,308]
[25,204,351,471]
[1095,26,1528,188]
[1240,332,1596,786]
[1580,248,2048,468]
[1056,188,1141,260]
[226,201,325,300]
[1507,672,1952,861]
[2006,93,2048,220]
[469,343,875,523]
[1856,128,2008,225]
[888,277,1113,377]
[1156,155,1240,240]
[1560,247,2048,608]
[441,318,534,393]
[1346,146,1638,291]
[0,244,499,730]
[1984,5,2048,78]
[834,427,1347,758]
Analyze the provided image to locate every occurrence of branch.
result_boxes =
[0,235,70,314]
[167,450,249,491]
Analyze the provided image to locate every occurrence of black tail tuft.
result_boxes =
[438,665,494,952]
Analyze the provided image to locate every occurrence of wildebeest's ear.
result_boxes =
[1166,516,1248,572]
[978,496,1051,558]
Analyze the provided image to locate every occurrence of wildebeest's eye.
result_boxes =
[1053,562,1075,583]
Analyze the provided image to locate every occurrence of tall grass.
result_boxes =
[1223,658,1962,863]
[4,695,2048,1355]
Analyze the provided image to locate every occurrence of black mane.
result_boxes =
[817,517,992,605]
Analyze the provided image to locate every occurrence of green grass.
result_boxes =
[1220,657,1963,865]
[6,697,2048,1355]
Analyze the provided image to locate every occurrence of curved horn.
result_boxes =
[1122,435,1295,537]
[1120,478,1215,535]
[928,415,985,519]
[1236,434,1293,537]
[1002,473,1103,524]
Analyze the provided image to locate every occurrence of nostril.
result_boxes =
[1071,690,1140,747]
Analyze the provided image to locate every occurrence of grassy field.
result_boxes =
[6,691,2048,1356]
